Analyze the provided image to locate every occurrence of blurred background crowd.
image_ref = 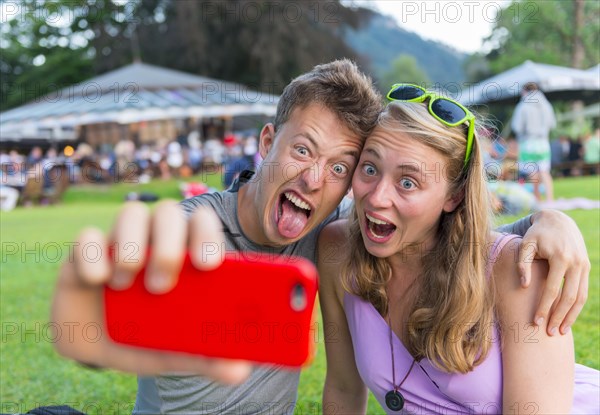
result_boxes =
[2,123,598,212]
[0,127,262,208]
[1,0,598,213]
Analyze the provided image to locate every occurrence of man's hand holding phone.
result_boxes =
[51,201,250,382]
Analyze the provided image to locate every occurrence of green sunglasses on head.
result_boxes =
[386,83,475,166]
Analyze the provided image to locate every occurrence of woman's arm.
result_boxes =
[494,237,575,414]
[318,221,368,415]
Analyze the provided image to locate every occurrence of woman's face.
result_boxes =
[351,125,460,261]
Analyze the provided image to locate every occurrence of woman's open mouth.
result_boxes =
[365,212,396,243]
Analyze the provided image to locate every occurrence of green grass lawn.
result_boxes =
[1,175,598,414]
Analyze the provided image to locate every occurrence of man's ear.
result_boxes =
[443,188,464,213]
[259,124,275,159]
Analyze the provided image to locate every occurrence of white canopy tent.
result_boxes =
[0,63,279,141]
[461,61,600,106]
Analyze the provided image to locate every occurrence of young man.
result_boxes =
[511,82,557,201]
[52,60,590,414]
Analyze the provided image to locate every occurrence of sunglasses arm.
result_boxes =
[464,120,475,166]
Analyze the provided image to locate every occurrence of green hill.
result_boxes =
[345,12,467,88]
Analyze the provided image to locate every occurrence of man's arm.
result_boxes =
[496,210,590,336]
[495,238,574,413]
[496,215,532,236]
[510,103,525,137]
[51,201,250,380]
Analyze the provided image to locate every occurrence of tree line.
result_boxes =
[1,0,598,111]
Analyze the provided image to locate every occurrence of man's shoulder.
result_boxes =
[179,191,226,216]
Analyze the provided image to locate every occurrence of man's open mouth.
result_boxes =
[276,191,312,239]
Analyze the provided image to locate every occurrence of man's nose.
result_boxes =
[299,161,327,192]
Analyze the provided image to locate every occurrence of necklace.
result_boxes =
[385,312,416,411]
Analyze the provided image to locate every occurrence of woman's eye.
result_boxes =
[400,178,415,189]
[362,164,376,176]
[332,163,348,175]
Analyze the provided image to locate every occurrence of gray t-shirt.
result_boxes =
[133,172,531,414]
[133,173,348,415]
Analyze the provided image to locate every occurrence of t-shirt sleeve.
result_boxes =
[179,193,218,217]
[495,215,532,236]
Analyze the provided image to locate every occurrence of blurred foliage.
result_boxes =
[377,54,430,94]
[464,0,600,82]
[1,0,371,110]
[1,0,136,109]
[344,12,466,87]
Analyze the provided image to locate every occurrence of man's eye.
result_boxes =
[332,163,348,175]
[296,146,309,156]
[362,164,376,176]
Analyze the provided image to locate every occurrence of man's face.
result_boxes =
[241,103,363,247]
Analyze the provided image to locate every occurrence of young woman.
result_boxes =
[318,84,599,414]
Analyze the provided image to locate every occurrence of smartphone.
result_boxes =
[104,252,318,367]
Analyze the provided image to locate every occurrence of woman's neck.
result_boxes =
[385,248,426,342]
[386,240,429,287]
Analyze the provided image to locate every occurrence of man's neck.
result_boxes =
[236,181,277,247]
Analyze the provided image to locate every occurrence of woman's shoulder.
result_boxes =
[489,231,522,283]
[320,218,349,237]
[317,219,350,302]
[318,219,350,263]
[490,232,549,310]
[488,231,520,265]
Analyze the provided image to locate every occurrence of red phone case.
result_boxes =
[104,252,318,367]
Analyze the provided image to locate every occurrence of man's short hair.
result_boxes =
[274,59,383,140]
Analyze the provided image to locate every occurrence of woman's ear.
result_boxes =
[259,124,275,159]
[443,188,465,213]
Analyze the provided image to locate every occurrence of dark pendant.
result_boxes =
[385,390,404,411]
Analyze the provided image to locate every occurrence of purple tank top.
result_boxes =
[344,234,600,414]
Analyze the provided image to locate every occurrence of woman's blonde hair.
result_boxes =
[342,100,494,374]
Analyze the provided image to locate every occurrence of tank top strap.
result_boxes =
[486,233,522,280]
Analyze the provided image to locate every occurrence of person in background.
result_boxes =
[583,129,600,167]
[41,147,59,191]
[511,82,556,201]
[551,135,571,177]
[243,135,259,167]
[114,138,136,181]
[187,128,204,172]
[0,168,20,211]
[568,137,585,176]
[27,146,44,168]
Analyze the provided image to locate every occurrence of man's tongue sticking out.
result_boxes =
[277,196,309,239]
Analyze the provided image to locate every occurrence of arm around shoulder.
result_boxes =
[493,237,574,414]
